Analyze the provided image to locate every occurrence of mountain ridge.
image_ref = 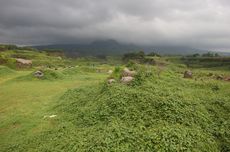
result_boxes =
[32,40,222,56]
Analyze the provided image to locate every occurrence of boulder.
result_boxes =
[121,76,134,84]
[122,68,136,77]
[34,70,44,78]
[216,75,224,80]
[108,79,116,84]
[16,58,32,68]
[224,76,230,81]
[184,70,192,78]
[108,70,113,74]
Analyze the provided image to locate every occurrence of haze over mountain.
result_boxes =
[34,39,208,56]
[0,0,230,53]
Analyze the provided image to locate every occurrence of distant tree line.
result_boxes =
[188,52,220,57]
[0,44,37,51]
[122,51,160,65]
[122,51,145,62]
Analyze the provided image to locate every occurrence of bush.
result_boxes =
[122,51,145,63]
[108,66,122,80]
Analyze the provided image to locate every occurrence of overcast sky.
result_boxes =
[0,0,230,51]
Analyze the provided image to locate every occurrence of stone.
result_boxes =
[224,76,230,81]
[34,70,44,78]
[216,75,224,80]
[43,115,57,119]
[108,79,116,84]
[16,58,32,68]
[121,76,134,83]
[108,70,113,74]
[122,68,136,77]
[184,70,192,78]
[49,115,57,118]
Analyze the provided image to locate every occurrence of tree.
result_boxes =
[214,53,220,57]
[122,51,145,62]
[202,52,220,57]
[202,52,214,57]
[192,53,200,57]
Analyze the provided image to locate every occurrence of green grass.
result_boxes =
[1,63,229,151]
[0,50,230,151]
[0,66,109,152]
[0,66,15,77]
[50,65,229,151]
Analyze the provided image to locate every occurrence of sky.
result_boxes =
[0,0,230,51]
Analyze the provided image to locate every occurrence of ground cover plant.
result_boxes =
[0,49,230,151]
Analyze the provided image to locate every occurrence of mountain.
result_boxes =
[33,40,210,57]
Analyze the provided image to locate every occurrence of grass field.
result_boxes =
[0,50,230,151]
[0,65,108,151]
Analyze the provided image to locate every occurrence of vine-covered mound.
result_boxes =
[55,69,229,151]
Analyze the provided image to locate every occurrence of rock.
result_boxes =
[49,115,57,118]
[184,70,192,78]
[122,68,136,77]
[108,79,116,84]
[216,75,224,80]
[121,76,134,83]
[43,115,57,119]
[16,58,32,68]
[34,70,44,78]
[108,70,113,74]
[224,76,230,81]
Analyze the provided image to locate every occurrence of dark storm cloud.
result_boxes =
[0,0,230,51]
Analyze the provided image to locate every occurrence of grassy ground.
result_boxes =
[0,50,230,151]
[0,66,108,151]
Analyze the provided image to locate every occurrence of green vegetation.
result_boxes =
[0,48,230,151]
[201,52,220,57]
[0,66,15,76]
[167,56,230,69]
[122,51,157,65]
